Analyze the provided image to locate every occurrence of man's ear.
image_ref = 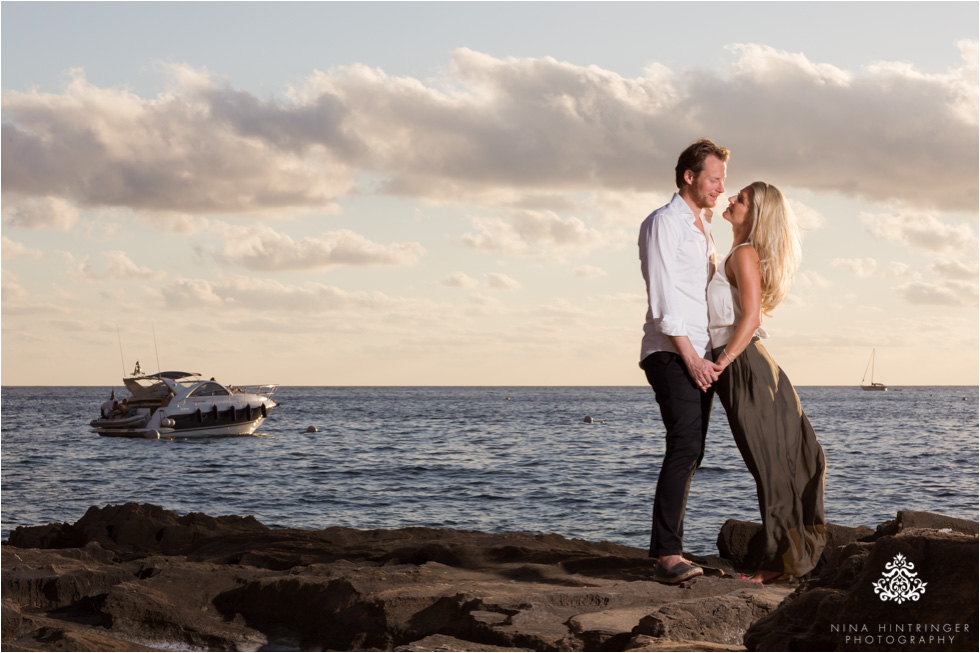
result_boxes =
[683,169,695,186]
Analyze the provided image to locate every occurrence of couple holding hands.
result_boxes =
[639,138,827,584]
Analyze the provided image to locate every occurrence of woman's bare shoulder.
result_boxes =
[732,243,760,264]
[726,244,761,285]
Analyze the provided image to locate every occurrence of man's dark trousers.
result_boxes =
[642,350,714,558]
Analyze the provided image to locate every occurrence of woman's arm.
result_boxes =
[716,245,763,371]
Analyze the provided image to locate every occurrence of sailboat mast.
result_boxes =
[116,325,126,377]
[152,322,161,374]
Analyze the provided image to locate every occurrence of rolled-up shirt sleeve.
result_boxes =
[641,215,687,336]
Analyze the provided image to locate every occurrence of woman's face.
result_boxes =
[722,185,753,227]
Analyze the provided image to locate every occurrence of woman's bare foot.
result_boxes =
[742,570,783,583]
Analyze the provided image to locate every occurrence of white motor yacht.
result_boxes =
[91,371,279,439]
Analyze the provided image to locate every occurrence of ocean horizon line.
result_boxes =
[2,384,978,389]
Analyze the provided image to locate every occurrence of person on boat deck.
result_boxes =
[133,361,142,376]
[111,399,130,417]
[100,391,118,418]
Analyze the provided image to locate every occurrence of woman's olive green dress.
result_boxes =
[708,245,827,577]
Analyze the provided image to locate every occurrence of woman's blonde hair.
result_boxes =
[747,181,800,315]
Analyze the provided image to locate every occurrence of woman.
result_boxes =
[708,181,827,583]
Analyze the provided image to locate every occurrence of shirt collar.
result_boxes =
[669,192,708,226]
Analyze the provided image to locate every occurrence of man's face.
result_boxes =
[687,155,727,210]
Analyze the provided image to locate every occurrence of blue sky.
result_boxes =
[2,1,978,385]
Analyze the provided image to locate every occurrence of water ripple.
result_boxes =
[2,385,977,556]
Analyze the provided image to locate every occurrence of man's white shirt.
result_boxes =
[639,193,716,363]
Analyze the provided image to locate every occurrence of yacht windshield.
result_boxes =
[187,382,230,397]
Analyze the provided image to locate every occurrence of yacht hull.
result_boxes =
[95,415,269,439]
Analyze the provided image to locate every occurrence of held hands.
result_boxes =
[684,355,724,392]
[667,336,723,392]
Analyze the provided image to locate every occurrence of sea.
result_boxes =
[1,385,977,556]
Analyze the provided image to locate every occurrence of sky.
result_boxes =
[1,1,978,387]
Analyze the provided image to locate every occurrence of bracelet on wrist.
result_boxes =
[723,349,735,364]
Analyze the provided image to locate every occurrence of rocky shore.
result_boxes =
[2,504,977,651]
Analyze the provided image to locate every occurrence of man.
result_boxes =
[638,138,728,583]
[100,390,117,418]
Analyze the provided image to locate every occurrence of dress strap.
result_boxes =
[723,242,753,265]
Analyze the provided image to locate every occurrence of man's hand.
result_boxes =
[667,335,722,392]
[684,355,723,392]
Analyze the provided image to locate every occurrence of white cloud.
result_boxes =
[796,270,831,288]
[2,68,354,215]
[484,272,522,291]
[440,271,523,291]
[1,196,79,230]
[897,280,979,306]
[867,39,979,126]
[574,265,608,279]
[160,278,225,308]
[68,251,166,281]
[4,44,975,216]
[930,258,980,281]
[465,292,508,315]
[831,257,878,277]
[0,270,71,315]
[441,271,480,289]
[211,225,424,271]
[536,298,591,321]
[787,198,825,231]
[591,190,673,229]
[105,251,168,280]
[882,262,918,278]
[67,257,96,281]
[160,276,396,313]
[861,209,976,254]
[727,43,853,86]
[1,236,43,259]
[703,42,978,211]
[1,271,28,303]
[461,209,604,260]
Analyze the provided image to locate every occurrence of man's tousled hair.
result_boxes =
[675,138,730,188]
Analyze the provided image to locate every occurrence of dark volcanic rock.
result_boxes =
[869,510,980,540]
[3,503,791,652]
[4,504,976,652]
[633,588,785,646]
[8,502,268,555]
[744,514,978,651]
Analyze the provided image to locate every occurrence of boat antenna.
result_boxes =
[116,325,127,378]
[152,321,162,374]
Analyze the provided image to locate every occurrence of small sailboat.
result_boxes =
[861,349,887,391]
